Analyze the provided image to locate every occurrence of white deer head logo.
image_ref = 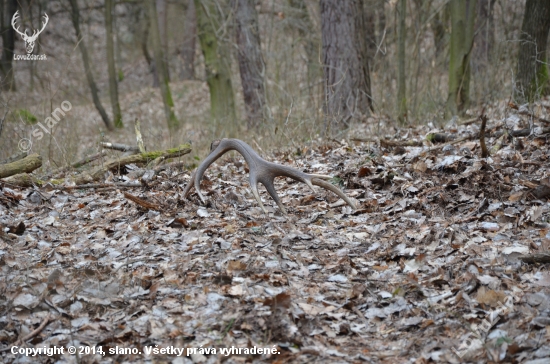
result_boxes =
[11,11,49,54]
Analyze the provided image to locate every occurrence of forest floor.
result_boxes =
[2,102,550,364]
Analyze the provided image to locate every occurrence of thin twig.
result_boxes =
[15,313,51,345]
[61,182,142,190]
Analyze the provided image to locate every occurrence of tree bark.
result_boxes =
[195,0,237,133]
[0,0,17,91]
[68,0,113,130]
[140,11,160,87]
[180,0,197,80]
[148,0,179,130]
[156,0,170,82]
[232,0,267,129]
[105,0,123,128]
[514,0,550,103]
[396,0,407,124]
[320,0,373,134]
[472,0,495,72]
[445,0,476,118]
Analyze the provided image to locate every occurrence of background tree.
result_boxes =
[232,0,267,129]
[287,0,320,86]
[68,0,113,130]
[180,0,196,80]
[446,0,476,118]
[0,0,17,91]
[514,0,550,103]
[195,0,236,134]
[320,0,372,134]
[148,0,178,129]
[105,0,122,128]
[473,0,495,72]
[396,0,406,124]
[156,0,169,82]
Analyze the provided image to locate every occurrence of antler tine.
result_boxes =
[183,138,356,214]
[311,178,356,210]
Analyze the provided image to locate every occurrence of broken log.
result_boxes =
[71,144,191,185]
[0,153,42,178]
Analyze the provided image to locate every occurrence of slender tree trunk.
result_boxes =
[446,0,476,118]
[0,0,17,91]
[432,4,449,58]
[320,0,373,135]
[140,12,159,87]
[156,0,170,81]
[195,0,236,132]
[68,0,113,130]
[180,0,196,80]
[514,0,550,103]
[472,0,495,72]
[148,0,178,129]
[396,0,406,124]
[105,0,123,128]
[232,0,267,129]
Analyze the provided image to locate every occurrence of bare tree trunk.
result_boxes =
[148,0,178,129]
[156,0,170,82]
[396,0,407,124]
[0,0,17,91]
[472,0,495,72]
[232,0,267,129]
[105,0,123,128]
[446,0,476,118]
[320,0,373,135]
[432,4,449,58]
[180,0,196,80]
[68,0,113,130]
[140,11,159,87]
[514,0,550,103]
[195,0,236,132]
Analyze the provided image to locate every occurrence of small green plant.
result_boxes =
[496,336,513,346]
[15,109,38,124]
[117,69,124,82]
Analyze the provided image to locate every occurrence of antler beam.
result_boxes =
[183,139,356,214]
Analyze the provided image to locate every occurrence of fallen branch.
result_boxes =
[14,313,51,346]
[511,126,550,137]
[62,182,142,190]
[426,133,453,144]
[0,153,42,178]
[123,191,160,210]
[1,173,42,188]
[43,151,107,179]
[71,144,191,185]
[458,117,478,126]
[351,137,423,147]
[425,136,471,153]
[518,252,550,264]
[100,142,140,153]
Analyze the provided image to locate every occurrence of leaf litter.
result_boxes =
[2,108,550,362]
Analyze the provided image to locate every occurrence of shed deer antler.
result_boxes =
[183,139,356,214]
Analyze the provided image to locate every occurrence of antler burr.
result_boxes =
[183,139,356,214]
